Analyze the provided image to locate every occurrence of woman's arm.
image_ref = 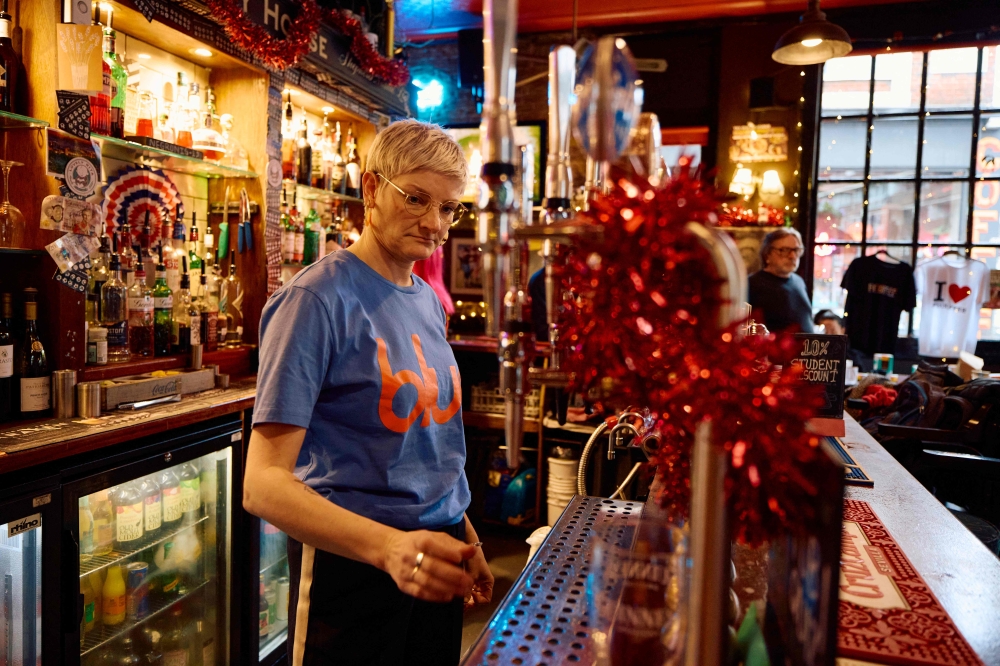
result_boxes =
[462,512,494,606]
[244,423,476,603]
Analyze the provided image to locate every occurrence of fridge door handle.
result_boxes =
[62,529,83,629]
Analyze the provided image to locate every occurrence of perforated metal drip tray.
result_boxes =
[462,496,644,665]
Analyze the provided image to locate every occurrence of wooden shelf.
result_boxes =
[449,336,552,356]
[282,179,363,204]
[77,345,253,382]
[92,134,259,179]
[0,110,48,130]
[462,411,540,433]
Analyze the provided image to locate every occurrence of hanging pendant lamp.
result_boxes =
[772,0,853,65]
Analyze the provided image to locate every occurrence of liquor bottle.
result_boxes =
[293,199,304,264]
[281,92,295,180]
[17,288,49,417]
[159,467,182,530]
[345,123,362,198]
[139,476,162,540]
[166,218,186,293]
[317,116,334,190]
[219,113,249,171]
[279,189,294,263]
[330,121,347,195]
[0,292,12,422]
[101,238,130,363]
[88,236,112,324]
[91,490,113,557]
[111,482,144,551]
[198,264,218,353]
[141,214,156,287]
[295,117,312,187]
[178,460,201,524]
[152,247,173,357]
[216,259,228,345]
[223,248,243,346]
[0,0,21,114]
[127,264,154,358]
[192,88,225,161]
[117,636,143,666]
[102,564,127,626]
[89,4,111,136]
[119,222,137,287]
[79,495,95,563]
[172,72,193,148]
[188,220,203,294]
[302,202,320,266]
[103,21,127,139]
[311,122,325,189]
[160,605,189,666]
[172,258,193,354]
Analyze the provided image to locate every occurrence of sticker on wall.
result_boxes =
[8,513,42,538]
[64,157,99,197]
[55,23,103,93]
[266,159,283,189]
[729,123,788,163]
[46,128,101,182]
[56,90,92,139]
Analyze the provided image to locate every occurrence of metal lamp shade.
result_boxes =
[772,3,852,65]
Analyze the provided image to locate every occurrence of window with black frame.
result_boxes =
[813,46,1000,346]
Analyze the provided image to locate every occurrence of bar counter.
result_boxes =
[461,414,1000,665]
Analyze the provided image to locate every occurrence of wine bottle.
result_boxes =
[0,0,21,114]
[0,293,12,422]
[17,288,49,418]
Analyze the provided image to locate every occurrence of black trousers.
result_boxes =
[286,522,466,666]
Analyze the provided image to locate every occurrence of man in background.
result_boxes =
[814,309,872,372]
[747,228,813,333]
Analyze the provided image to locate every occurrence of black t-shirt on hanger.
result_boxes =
[840,255,916,354]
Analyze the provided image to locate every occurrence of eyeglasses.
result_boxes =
[772,246,805,257]
[375,172,468,227]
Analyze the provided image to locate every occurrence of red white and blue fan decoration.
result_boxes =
[103,166,183,247]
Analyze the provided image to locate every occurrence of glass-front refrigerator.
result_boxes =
[256,520,289,664]
[65,430,238,666]
[0,478,59,666]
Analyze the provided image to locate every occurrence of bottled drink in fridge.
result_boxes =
[79,495,95,562]
[178,461,201,524]
[159,467,183,530]
[89,569,105,625]
[160,604,189,666]
[258,574,269,637]
[92,489,114,556]
[81,572,97,635]
[112,482,144,550]
[17,287,50,417]
[103,564,127,626]
[140,476,162,539]
[116,635,144,665]
[0,292,12,422]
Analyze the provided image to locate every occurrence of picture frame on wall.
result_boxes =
[443,121,546,203]
[450,237,484,296]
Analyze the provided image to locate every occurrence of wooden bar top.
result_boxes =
[841,414,1000,664]
[0,378,257,474]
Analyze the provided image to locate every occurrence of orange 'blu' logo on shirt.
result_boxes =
[377,334,462,433]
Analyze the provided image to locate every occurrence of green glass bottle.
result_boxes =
[102,22,127,139]
[152,246,173,356]
[302,203,320,265]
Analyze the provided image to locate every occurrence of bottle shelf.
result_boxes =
[282,179,363,204]
[79,514,209,579]
[258,619,289,660]
[0,248,47,256]
[0,110,49,130]
[80,579,209,657]
[92,134,258,180]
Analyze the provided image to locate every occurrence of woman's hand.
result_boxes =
[464,547,494,609]
[381,530,476,603]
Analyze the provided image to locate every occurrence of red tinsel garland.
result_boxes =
[207,0,410,87]
[556,168,827,545]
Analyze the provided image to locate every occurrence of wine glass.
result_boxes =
[0,160,24,249]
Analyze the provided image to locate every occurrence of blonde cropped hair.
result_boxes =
[366,119,468,185]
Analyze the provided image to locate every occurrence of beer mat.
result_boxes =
[56,91,91,139]
[845,465,874,487]
[839,499,984,666]
[823,437,874,487]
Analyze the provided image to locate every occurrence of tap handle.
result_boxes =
[481,0,518,165]
[545,45,576,203]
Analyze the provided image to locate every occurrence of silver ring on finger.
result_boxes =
[410,551,425,581]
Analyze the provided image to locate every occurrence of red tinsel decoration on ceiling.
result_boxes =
[207,0,410,87]
[556,168,827,545]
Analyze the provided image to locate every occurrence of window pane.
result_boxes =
[873,52,922,113]
[821,55,873,117]
[925,47,979,110]
[918,181,968,243]
[812,243,860,315]
[867,245,915,336]
[972,179,1000,243]
[816,182,864,242]
[970,247,1000,342]
[818,118,867,180]
[867,182,915,242]
[981,46,1000,110]
[870,117,918,179]
[921,115,972,177]
[975,113,1000,178]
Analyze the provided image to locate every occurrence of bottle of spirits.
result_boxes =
[318,116,334,190]
[165,217,186,293]
[17,288,49,417]
[330,121,347,195]
[199,264,218,353]
[219,113,250,171]
[224,248,243,347]
[127,263,154,358]
[87,235,111,325]
[111,482,144,551]
[192,87,225,161]
[188,218,203,289]
[160,605,189,666]
[345,123,362,198]
[141,213,156,287]
[292,195,304,263]
[280,188,294,263]
[172,72,193,148]
[172,257,193,354]
[101,237,130,363]
[311,121,325,189]
[119,221,137,287]
[103,20,127,139]
[0,0,21,114]
[296,117,312,187]
[88,4,111,136]
[0,293,11,422]
[302,203,321,266]
[152,247,173,356]
[281,92,296,180]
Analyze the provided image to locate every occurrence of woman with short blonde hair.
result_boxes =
[245,120,491,665]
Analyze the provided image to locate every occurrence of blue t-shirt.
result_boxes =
[253,250,470,531]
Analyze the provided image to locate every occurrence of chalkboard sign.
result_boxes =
[791,334,847,419]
